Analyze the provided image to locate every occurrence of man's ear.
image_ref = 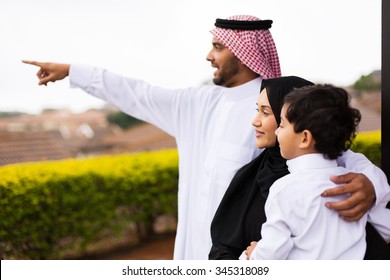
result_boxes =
[299,130,314,149]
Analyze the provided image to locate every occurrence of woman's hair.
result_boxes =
[283,84,361,159]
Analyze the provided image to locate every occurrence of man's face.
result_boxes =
[206,37,241,88]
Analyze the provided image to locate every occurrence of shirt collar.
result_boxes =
[223,77,262,101]
[287,153,338,173]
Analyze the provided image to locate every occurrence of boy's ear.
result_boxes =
[299,130,314,149]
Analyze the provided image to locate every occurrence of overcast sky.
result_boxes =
[0,0,381,114]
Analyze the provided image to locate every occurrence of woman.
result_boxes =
[209,76,390,260]
[209,76,313,259]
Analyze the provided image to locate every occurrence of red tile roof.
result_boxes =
[0,131,74,166]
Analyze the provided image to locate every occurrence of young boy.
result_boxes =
[245,84,390,259]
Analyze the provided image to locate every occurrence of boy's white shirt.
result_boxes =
[244,153,390,260]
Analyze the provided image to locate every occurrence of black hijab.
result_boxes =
[209,76,314,259]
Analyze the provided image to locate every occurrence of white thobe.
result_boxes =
[249,154,390,260]
[69,65,390,259]
[69,64,262,259]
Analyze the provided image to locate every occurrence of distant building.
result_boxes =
[0,109,176,166]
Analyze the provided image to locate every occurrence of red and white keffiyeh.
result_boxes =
[210,15,281,79]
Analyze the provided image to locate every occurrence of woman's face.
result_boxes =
[251,89,278,148]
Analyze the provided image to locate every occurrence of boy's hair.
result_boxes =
[283,84,361,159]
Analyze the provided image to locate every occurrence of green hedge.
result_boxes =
[0,131,381,259]
[351,130,381,167]
[0,149,178,259]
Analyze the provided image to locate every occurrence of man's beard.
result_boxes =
[213,56,240,87]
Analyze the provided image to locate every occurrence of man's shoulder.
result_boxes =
[191,84,224,96]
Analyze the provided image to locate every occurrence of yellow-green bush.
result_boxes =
[0,149,178,259]
[0,131,382,259]
[352,130,381,167]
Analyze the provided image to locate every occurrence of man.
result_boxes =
[23,15,385,259]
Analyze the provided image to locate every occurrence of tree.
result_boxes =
[106,111,143,130]
[0,111,25,118]
[352,70,381,91]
